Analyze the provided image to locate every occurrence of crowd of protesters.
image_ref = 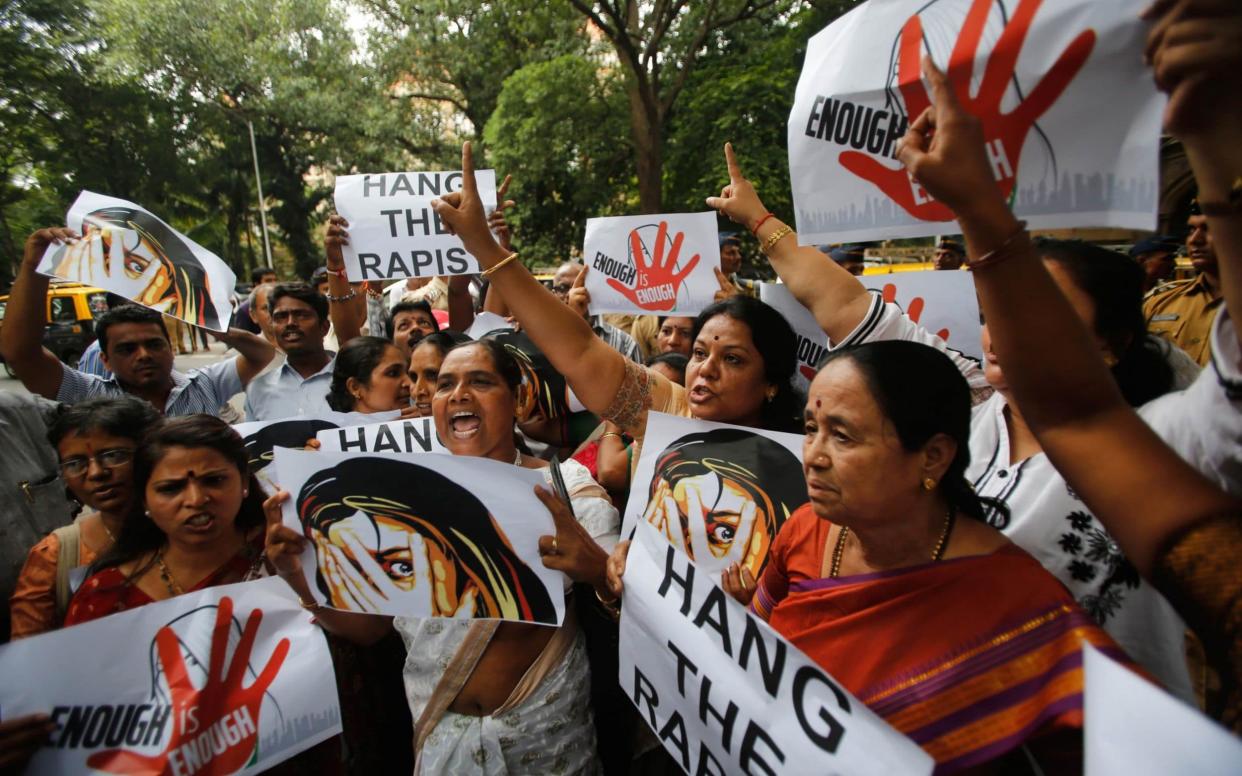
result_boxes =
[0,1,1239,773]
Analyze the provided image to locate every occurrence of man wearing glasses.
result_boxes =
[244,283,336,421]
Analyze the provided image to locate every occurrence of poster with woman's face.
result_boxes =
[274,448,564,625]
[622,412,809,579]
[37,191,237,331]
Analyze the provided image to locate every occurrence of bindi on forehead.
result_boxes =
[816,399,822,408]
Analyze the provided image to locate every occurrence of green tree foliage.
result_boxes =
[664,2,854,276]
[483,54,633,264]
[360,0,588,145]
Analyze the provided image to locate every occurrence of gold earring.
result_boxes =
[922,477,936,491]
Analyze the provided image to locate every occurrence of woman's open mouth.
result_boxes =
[449,411,482,439]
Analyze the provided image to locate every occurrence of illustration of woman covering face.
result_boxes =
[296,457,557,623]
[642,429,808,577]
[243,419,338,493]
[485,331,570,424]
[51,206,221,329]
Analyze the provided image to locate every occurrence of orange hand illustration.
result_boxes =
[607,221,701,312]
[840,0,1096,221]
[882,284,949,341]
[87,597,290,776]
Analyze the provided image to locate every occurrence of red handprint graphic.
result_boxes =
[87,597,290,776]
[840,0,1096,221]
[882,284,951,342]
[608,220,701,312]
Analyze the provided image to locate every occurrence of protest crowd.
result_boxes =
[0,0,1241,774]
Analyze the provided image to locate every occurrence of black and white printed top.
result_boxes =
[835,291,1242,704]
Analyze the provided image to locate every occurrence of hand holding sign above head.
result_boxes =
[1143,0,1242,141]
[430,142,506,265]
[52,226,172,312]
[324,214,351,270]
[840,0,1095,222]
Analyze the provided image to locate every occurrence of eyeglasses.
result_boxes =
[60,448,135,477]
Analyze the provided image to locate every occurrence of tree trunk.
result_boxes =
[626,78,664,214]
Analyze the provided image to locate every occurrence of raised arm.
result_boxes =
[324,215,364,344]
[706,144,873,344]
[213,327,275,386]
[430,143,629,416]
[1146,0,1242,345]
[0,228,78,399]
[900,55,1237,575]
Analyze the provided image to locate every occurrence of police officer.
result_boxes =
[1144,203,1223,367]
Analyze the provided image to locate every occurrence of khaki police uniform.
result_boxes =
[1143,273,1223,367]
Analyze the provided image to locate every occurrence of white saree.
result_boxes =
[396,459,619,775]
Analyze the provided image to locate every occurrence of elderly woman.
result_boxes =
[899,14,1242,731]
[267,337,620,774]
[10,396,160,637]
[608,339,1132,772]
[702,128,1237,700]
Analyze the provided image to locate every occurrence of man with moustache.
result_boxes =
[244,283,336,420]
[1144,204,1224,366]
[387,299,440,355]
[1,228,275,416]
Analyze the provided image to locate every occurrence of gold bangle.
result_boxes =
[299,598,322,611]
[599,432,623,442]
[595,587,620,618]
[481,251,520,278]
[761,225,794,254]
[965,221,1029,272]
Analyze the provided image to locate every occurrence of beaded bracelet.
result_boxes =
[325,289,357,303]
[965,221,1030,272]
[481,251,520,278]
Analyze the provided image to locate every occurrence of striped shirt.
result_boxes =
[591,318,642,364]
[55,359,243,417]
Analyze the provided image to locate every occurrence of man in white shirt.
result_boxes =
[245,283,336,421]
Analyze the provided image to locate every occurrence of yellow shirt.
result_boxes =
[1144,274,1223,367]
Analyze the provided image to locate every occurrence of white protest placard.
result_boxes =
[464,311,513,340]
[620,521,933,776]
[0,576,340,775]
[275,448,564,624]
[334,170,497,281]
[622,412,808,580]
[584,212,720,315]
[788,0,1161,244]
[235,417,346,494]
[1084,644,1242,776]
[37,191,237,331]
[861,271,982,360]
[314,415,446,455]
[758,282,829,392]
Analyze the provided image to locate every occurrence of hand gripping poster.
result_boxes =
[37,191,237,331]
[333,170,497,282]
[788,0,1162,243]
[583,212,721,316]
[0,576,342,775]
[620,521,934,775]
[274,448,565,625]
[621,412,809,580]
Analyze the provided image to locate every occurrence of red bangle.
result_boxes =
[751,212,776,235]
[326,266,348,279]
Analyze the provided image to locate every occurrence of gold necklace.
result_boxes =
[155,550,185,596]
[829,508,955,579]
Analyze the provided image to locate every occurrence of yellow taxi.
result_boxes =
[0,282,110,375]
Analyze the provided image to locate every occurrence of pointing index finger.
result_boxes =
[573,265,589,288]
[460,141,477,198]
[724,142,743,183]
